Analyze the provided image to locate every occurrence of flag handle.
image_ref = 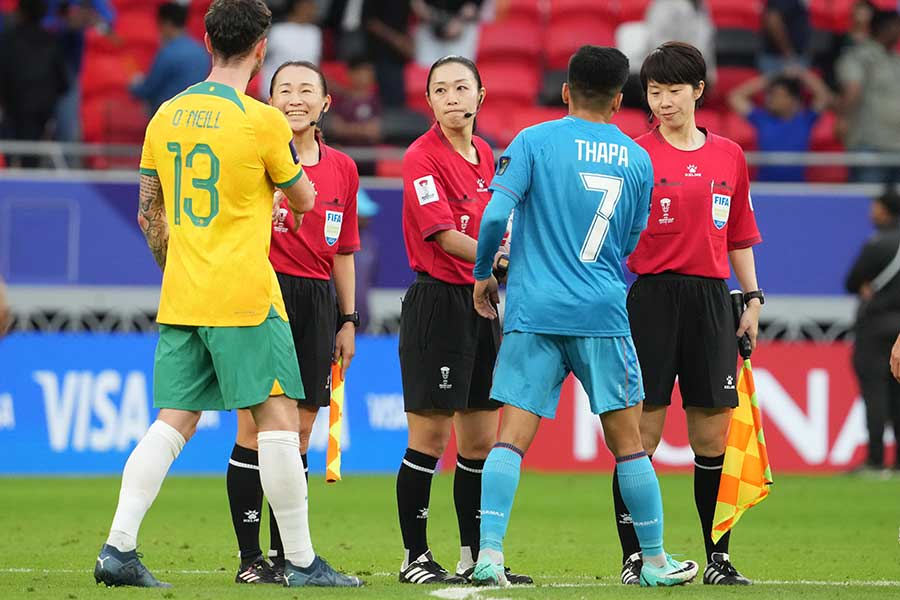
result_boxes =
[730,290,753,359]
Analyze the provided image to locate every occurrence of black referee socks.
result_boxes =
[397,448,439,562]
[695,453,729,561]
[226,444,264,567]
[454,454,487,562]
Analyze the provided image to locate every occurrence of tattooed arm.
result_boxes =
[137,174,168,270]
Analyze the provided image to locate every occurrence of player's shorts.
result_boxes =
[399,272,502,412]
[627,273,739,409]
[153,305,305,411]
[490,331,644,418]
[277,272,337,408]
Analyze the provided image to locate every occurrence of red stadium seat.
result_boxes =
[548,0,618,23]
[375,158,403,178]
[477,18,542,64]
[114,9,160,51]
[476,102,521,146]
[81,52,133,100]
[82,94,148,168]
[721,111,758,151]
[320,61,352,93]
[807,111,848,182]
[404,63,432,116]
[544,17,616,70]
[501,0,544,23]
[695,108,723,133]
[188,0,213,42]
[707,0,763,30]
[508,106,567,137]
[618,0,651,23]
[705,66,760,109]
[612,108,652,139]
[477,61,540,105]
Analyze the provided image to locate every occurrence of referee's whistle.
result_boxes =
[730,290,753,359]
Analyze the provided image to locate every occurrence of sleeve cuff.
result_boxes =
[489,184,522,203]
[422,222,455,241]
[274,168,304,189]
[139,167,158,176]
[728,235,762,250]
[337,244,361,254]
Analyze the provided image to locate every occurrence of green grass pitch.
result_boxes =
[1,473,899,599]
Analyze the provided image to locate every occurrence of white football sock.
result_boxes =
[258,431,315,568]
[106,420,185,552]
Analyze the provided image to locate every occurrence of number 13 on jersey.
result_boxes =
[579,173,623,262]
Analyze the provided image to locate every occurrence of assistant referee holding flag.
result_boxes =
[611,42,763,586]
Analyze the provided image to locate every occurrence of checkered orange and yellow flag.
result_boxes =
[325,360,344,483]
[711,358,773,542]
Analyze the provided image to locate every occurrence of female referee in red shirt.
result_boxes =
[395,55,529,586]
[225,61,361,585]
[612,42,763,587]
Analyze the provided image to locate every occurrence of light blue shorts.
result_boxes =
[490,332,644,418]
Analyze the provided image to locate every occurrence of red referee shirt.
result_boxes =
[627,128,762,279]
[270,142,361,280]
[402,124,494,285]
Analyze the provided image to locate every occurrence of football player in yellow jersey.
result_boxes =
[93,0,363,589]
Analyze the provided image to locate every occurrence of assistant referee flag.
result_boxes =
[712,357,773,542]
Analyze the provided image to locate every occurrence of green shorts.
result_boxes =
[153,306,305,411]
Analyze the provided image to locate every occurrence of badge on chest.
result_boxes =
[325,210,343,246]
[712,194,731,230]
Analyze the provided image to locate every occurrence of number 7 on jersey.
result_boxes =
[579,173,623,262]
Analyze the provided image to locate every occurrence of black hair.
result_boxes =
[567,45,630,110]
[640,41,707,94]
[158,2,188,28]
[425,55,482,96]
[768,75,803,101]
[877,187,900,217]
[205,0,271,61]
[268,60,328,97]
[268,60,328,141]
[870,9,900,38]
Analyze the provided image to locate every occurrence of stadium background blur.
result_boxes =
[0,0,898,538]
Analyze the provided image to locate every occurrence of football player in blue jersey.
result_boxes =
[469,45,699,588]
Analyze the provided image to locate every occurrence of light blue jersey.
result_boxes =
[475,115,653,337]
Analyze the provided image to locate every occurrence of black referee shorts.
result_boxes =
[399,273,502,412]
[277,272,337,408]
[627,273,739,409]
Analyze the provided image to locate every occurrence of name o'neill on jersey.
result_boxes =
[575,139,629,167]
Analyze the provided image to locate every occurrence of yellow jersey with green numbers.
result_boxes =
[139,81,303,327]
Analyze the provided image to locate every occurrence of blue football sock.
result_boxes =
[479,443,523,554]
[615,452,665,560]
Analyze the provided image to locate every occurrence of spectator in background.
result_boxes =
[324,0,367,61]
[412,0,482,66]
[354,188,379,332]
[329,56,382,146]
[760,0,810,74]
[837,9,900,184]
[845,188,900,474]
[45,0,116,145]
[820,0,875,91]
[363,0,412,108]
[728,68,832,182]
[0,0,69,167]
[261,0,321,98]
[130,3,208,116]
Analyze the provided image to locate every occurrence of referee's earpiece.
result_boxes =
[309,102,329,127]
[463,94,484,119]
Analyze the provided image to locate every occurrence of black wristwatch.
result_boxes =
[339,311,360,328]
[743,289,765,306]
